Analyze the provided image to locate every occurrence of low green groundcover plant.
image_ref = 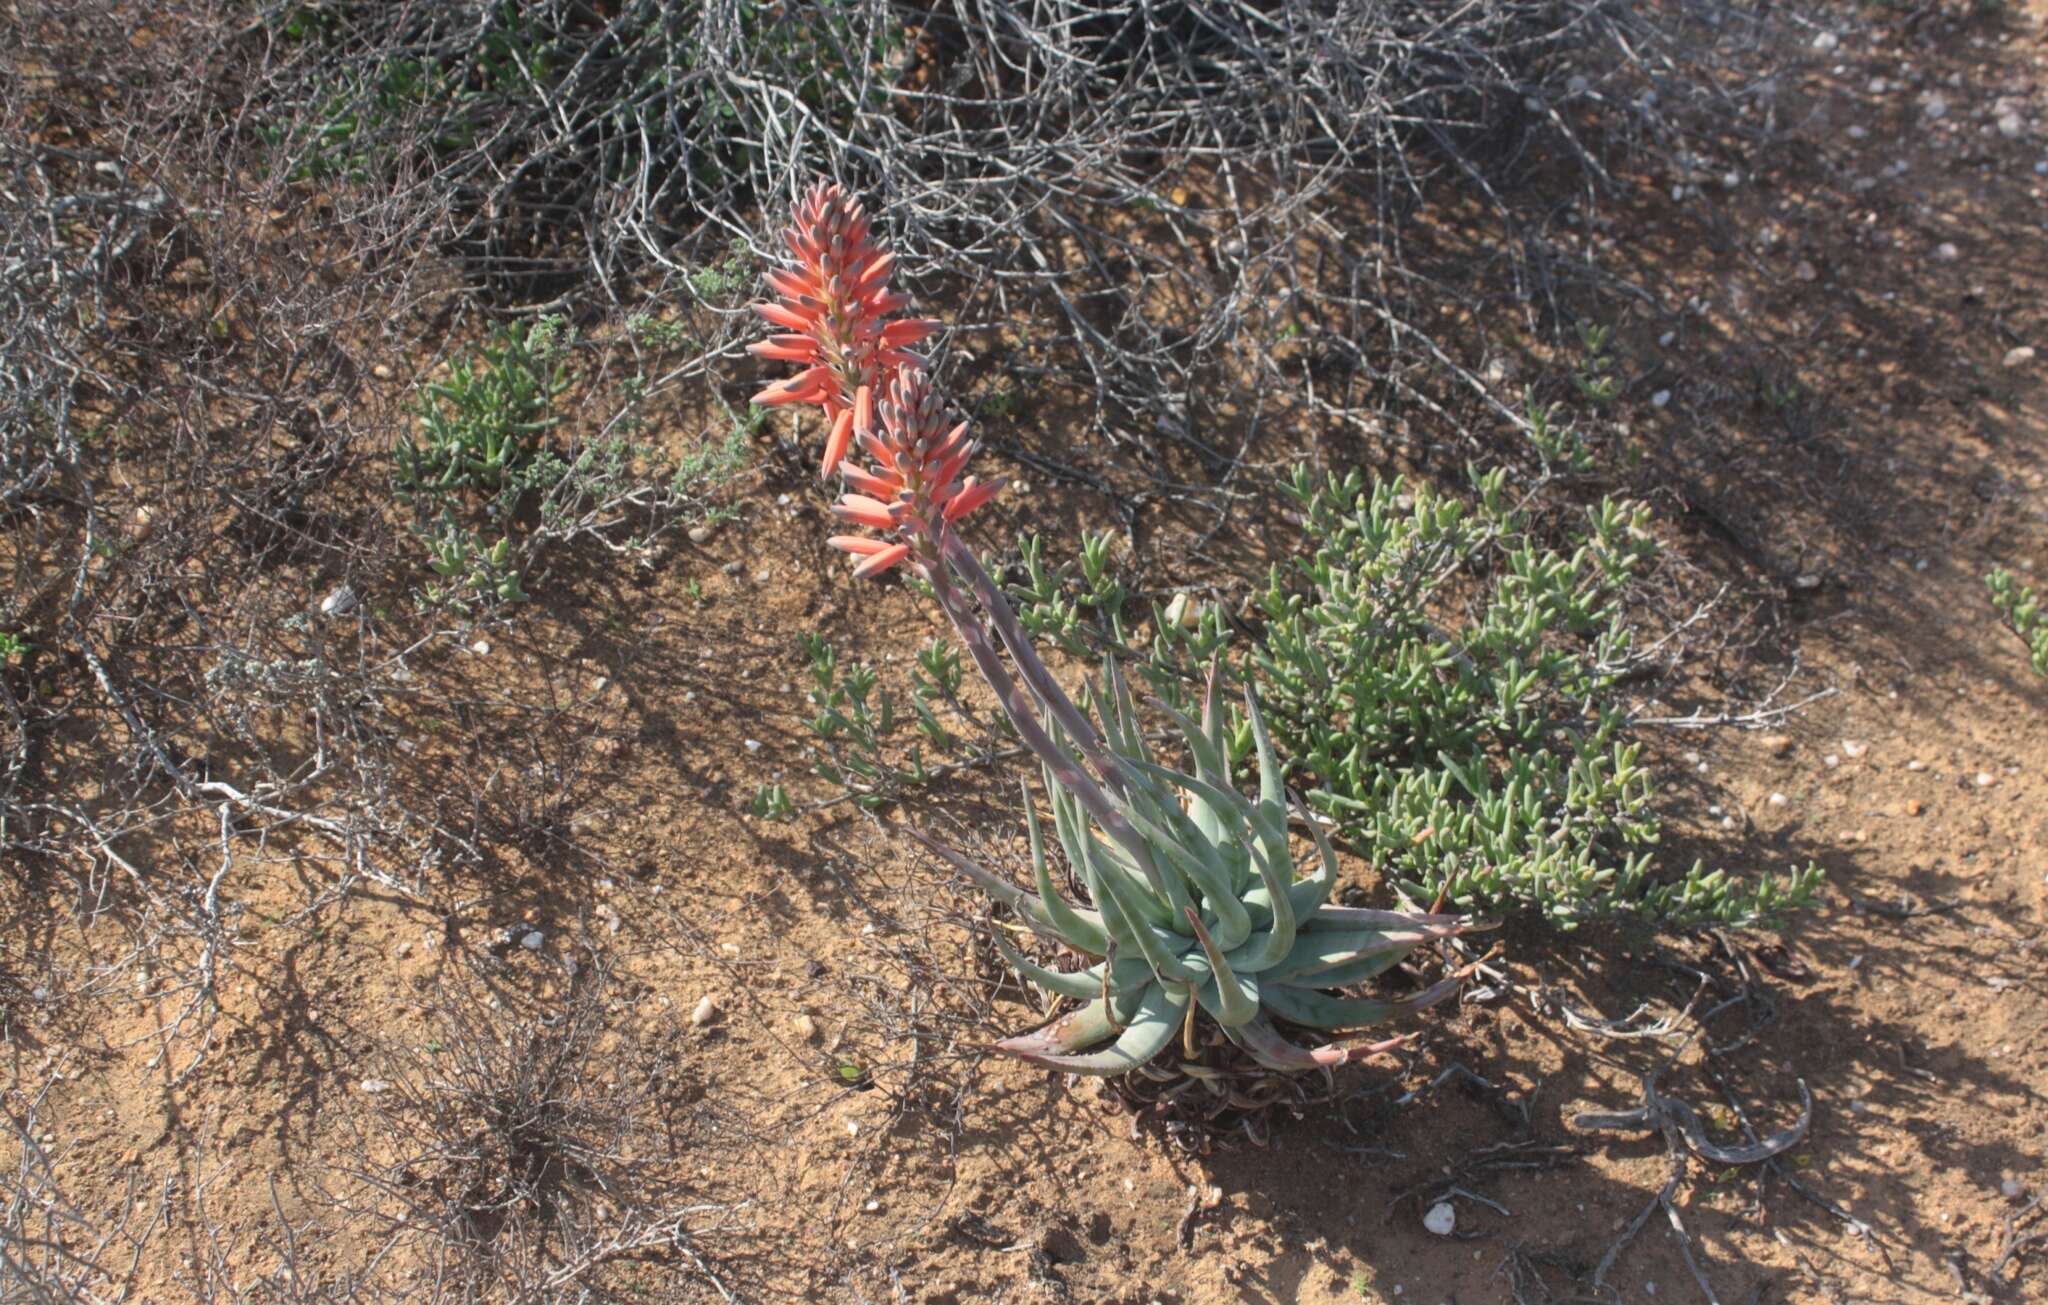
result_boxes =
[1987,567,2048,678]
[1253,467,1820,928]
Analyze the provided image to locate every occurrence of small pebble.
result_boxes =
[1935,242,1960,262]
[359,1079,394,1094]
[1423,1202,1456,1236]
[1651,389,1672,409]
[1998,113,2025,140]
[1811,31,1838,53]
[744,738,763,754]
[1768,792,1790,807]
[319,585,358,617]
[2004,1179,2027,1199]
[1761,734,1794,757]
[688,524,715,544]
[1976,771,1996,788]
[1906,759,1927,772]
[2003,346,2036,369]
[520,930,543,950]
[1824,754,1840,768]
[792,1013,819,1042]
[1842,740,1868,759]
[470,639,490,655]
[690,995,718,1027]
[1923,93,1949,120]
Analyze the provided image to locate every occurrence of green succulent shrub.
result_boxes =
[1987,567,2048,678]
[395,318,753,614]
[396,318,569,506]
[1252,465,1820,928]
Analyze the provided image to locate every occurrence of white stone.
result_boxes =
[690,995,718,1027]
[1651,390,1672,409]
[2002,346,2036,368]
[1935,242,1959,262]
[520,930,544,950]
[1812,31,1838,53]
[1424,1202,1456,1236]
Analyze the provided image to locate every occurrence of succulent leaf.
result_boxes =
[994,931,1102,1000]
[1184,908,1260,1027]
[1023,785,1109,955]
[996,982,1188,1075]
[996,997,1118,1060]
[1260,970,1465,1031]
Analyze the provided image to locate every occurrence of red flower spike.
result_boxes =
[748,181,945,479]
[750,183,1002,579]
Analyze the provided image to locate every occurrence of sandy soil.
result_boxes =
[5,4,2047,1303]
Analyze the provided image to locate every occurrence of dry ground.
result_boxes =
[5,4,2048,1303]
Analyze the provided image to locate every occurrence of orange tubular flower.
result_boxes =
[746,182,937,479]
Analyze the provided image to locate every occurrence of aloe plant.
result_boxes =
[924,663,1478,1075]
[744,182,1481,1081]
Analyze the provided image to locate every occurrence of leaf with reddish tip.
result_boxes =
[1220,1013,1355,1071]
[996,983,1185,1076]
[994,997,1116,1061]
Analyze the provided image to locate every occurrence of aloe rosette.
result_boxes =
[747,181,1482,1078]
[923,663,1478,1075]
